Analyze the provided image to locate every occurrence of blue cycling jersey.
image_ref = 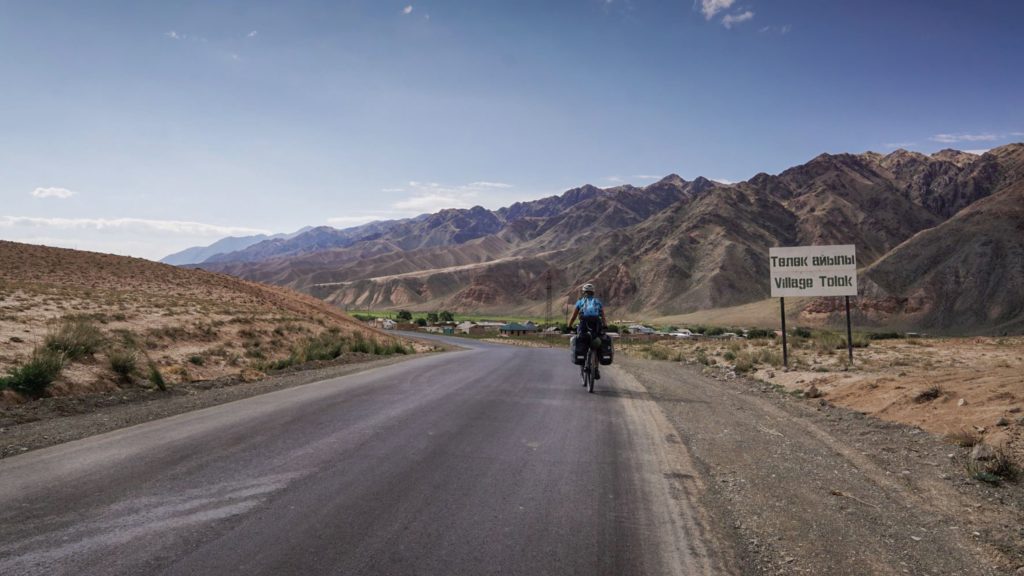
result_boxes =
[575,296,604,318]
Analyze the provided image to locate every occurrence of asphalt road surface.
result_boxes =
[0,337,731,575]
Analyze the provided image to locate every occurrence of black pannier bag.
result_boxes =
[570,333,589,365]
[599,335,613,365]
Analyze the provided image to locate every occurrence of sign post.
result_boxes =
[769,245,858,368]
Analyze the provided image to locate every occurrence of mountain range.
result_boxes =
[175,144,1024,334]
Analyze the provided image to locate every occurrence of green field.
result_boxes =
[346,309,552,325]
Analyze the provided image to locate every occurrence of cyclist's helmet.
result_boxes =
[581,283,596,295]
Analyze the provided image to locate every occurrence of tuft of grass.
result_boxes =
[914,385,943,403]
[0,348,64,398]
[44,316,105,360]
[148,362,167,391]
[303,331,347,361]
[966,446,1019,485]
[188,354,205,366]
[350,333,372,354]
[108,348,138,382]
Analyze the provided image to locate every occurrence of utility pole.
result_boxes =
[545,269,553,325]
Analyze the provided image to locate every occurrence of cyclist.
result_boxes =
[567,282,607,379]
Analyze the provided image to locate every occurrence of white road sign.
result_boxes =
[769,245,858,297]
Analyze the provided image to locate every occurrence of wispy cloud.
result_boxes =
[722,10,754,28]
[381,187,406,193]
[389,180,518,213]
[0,216,267,237]
[31,187,77,199]
[883,142,917,149]
[963,149,990,155]
[604,176,624,183]
[163,30,208,43]
[326,215,390,227]
[712,178,736,184]
[402,5,413,15]
[469,181,514,189]
[700,0,735,20]
[394,194,470,212]
[632,175,661,181]
[930,133,998,144]
[247,30,258,38]
[760,24,791,34]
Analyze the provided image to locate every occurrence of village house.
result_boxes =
[500,322,538,336]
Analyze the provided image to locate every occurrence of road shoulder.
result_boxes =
[614,356,1024,575]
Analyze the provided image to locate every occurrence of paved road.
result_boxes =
[0,337,728,575]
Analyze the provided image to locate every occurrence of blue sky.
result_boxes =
[1,0,1022,259]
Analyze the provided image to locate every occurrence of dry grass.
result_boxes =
[946,429,982,447]
[0,241,408,401]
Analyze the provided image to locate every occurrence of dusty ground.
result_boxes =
[618,335,1024,467]
[0,241,419,403]
[614,356,1024,575]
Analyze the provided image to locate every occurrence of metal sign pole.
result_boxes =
[780,297,788,369]
[845,295,853,364]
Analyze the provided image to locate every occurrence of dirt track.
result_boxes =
[615,356,1024,575]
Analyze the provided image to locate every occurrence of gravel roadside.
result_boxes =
[614,356,1024,575]
[0,353,430,459]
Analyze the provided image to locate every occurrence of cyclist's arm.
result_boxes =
[600,308,607,329]
[567,307,580,329]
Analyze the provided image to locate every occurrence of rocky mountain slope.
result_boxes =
[188,144,1024,333]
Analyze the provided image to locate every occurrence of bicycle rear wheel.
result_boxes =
[587,350,596,393]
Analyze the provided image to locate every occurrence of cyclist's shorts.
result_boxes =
[578,317,602,335]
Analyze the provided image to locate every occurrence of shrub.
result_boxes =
[188,355,205,366]
[44,317,105,360]
[869,331,903,340]
[733,354,754,374]
[791,326,812,338]
[746,328,773,339]
[415,318,427,327]
[0,349,64,398]
[696,349,710,365]
[914,385,943,403]
[723,350,736,361]
[108,348,138,382]
[397,310,413,321]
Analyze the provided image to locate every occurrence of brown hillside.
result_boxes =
[0,241,401,401]
[189,145,1024,332]
[859,178,1024,334]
